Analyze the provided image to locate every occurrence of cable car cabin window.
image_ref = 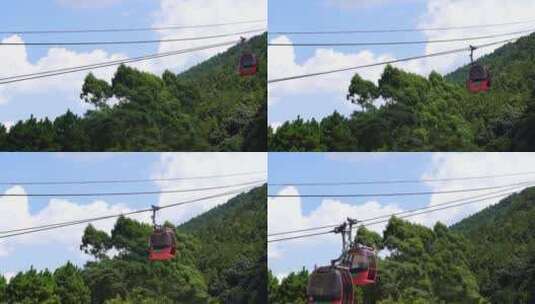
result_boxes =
[150,230,175,250]
[469,65,488,81]
[240,54,256,68]
[349,251,370,273]
[307,268,343,301]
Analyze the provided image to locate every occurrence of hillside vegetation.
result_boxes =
[269,187,535,303]
[0,33,267,152]
[269,33,535,152]
[451,187,535,303]
[0,185,267,304]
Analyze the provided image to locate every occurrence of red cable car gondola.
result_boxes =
[467,64,491,93]
[347,245,377,286]
[307,266,354,304]
[467,45,491,93]
[148,206,177,262]
[239,52,258,77]
[238,37,258,77]
[307,219,378,304]
[149,227,177,261]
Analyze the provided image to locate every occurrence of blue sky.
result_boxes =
[0,153,158,213]
[268,0,535,127]
[0,152,266,280]
[269,153,433,209]
[268,0,428,63]
[3,0,160,61]
[268,152,535,279]
[0,0,266,126]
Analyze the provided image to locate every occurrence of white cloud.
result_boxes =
[418,0,535,75]
[152,153,267,225]
[411,153,535,227]
[268,35,425,113]
[0,186,136,257]
[269,35,396,96]
[0,35,126,106]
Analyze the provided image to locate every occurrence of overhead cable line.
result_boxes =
[0,39,241,85]
[268,37,519,83]
[0,184,263,239]
[268,188,521,243]
[0,179,265,198]
[0,19,267,35]
[268,180,535,198]
[268,182,531,237]
[269,19,535,35]
[0,170,266,186]
[268,28,534,47]
[268,230,335,243]
[0,28,265,46]
[269,170,535,187]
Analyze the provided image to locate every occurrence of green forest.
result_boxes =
[0,185,267,304]
[269,32,535,152]
[269,186,535,303]
[0,34,267,152]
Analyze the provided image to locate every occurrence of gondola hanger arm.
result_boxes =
[469,45,478,64]
[151,205,161,227]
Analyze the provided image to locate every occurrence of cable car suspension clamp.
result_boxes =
[151,205,161,227]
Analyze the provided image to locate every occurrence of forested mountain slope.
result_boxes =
[0,185,267,304]
[269,33,535,152]
[179,185,267,303]
[269,188,535,303]
[0,33,267,152]
[452,187,535,303]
